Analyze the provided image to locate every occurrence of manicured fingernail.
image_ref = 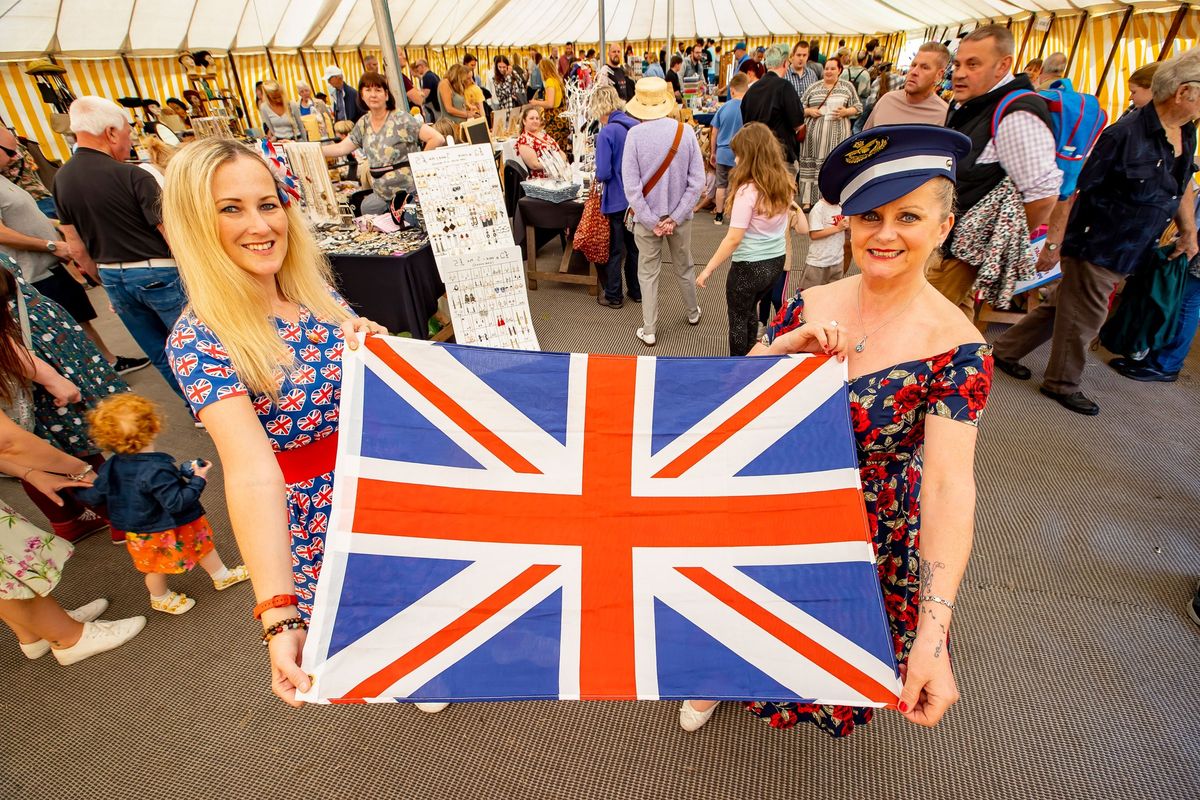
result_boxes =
[898,701,908,712]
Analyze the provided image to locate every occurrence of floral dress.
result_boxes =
[0,254,127,458]
[515,131,563,179]
[167,299,348,619]
[0,503,72,599]
[745,292,993,737]
[350,111,425,206]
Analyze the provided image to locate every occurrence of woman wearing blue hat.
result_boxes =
[679,126,994,736]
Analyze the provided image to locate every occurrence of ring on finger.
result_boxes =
[829,320,838,328]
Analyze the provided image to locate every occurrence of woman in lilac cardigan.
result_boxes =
[591,87,642,308]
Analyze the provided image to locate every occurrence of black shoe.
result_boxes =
[1039,386,1100,415]
[597,296,623,309]
[1121,365,1179,383]
[112,356,151,375]
[627,294,642,304]
[994,356,1031,380]
[1108,357,1138,373]
[1189,582,1200,627]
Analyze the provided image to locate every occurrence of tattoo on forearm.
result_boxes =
[920,558,946,595]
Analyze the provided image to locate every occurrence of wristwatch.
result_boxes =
[45,240,57,253]
[1045,242,1059,252]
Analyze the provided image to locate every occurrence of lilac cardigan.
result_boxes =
[620,118,706,228]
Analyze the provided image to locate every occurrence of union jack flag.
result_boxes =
[169,327,196,349]
[279,389,306,412]
[185,378,212,404]
[174,353,198,377]
[299,337,900,706]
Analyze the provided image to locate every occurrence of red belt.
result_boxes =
[275,432,339,484]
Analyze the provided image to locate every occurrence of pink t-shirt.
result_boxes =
[730,183,788,261]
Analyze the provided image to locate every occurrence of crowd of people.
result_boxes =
[0,29,1196,742]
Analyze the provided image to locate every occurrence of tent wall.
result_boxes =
[0,9,1192,164]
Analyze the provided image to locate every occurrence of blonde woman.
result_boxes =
[159,139,432,710]
[258,80,306,142]
[437,64,476,122]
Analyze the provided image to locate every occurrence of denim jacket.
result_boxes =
[75,452,206,534]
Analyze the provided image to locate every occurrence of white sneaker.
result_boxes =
[636,327,656,347]
[20,598,110,659]
[688,306,703,325]
[53,616,146,665]
[414,702,450,714]
[679,700,718,732]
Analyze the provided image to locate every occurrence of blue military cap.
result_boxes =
[818,125,972,216]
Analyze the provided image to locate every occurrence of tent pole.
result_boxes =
[225,53,251,127]
[598,0,606,68]
[1014,14,1036,73]
[1065,12,1088,75]
[120,54,142,99]
[368,0,409,112]
[1157,2,1190,61]
[1096,5,1134,95]
[1037,13,1056,59]
[666,0,674,63]
[265,48,278,80]
[331,48,340,68]
[298,49,315,89]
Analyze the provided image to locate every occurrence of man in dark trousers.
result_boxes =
[992,48,1200,415]
[927,24,1060,319]
[52,96,187,399]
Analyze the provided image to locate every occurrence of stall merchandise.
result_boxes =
[314,227,429,257]
[281,141,343,224]
[408,144,514,259]
[442,246,539,349]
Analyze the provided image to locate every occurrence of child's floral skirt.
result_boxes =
[119,516,214,575]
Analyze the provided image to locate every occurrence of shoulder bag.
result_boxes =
[624,120,685,232]
[797,88,832,145]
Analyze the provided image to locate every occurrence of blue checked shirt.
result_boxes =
[784,66,817,99]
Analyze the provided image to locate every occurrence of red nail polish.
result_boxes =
[898,701,908,712]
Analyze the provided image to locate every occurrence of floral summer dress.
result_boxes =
[0,503,73,600]
[745,292,993,737]
[0,254,127,458]
[167,299,348,619]
[350,110,425,206]
[515,132,563,179]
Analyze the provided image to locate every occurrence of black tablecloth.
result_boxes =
[513,196,585,247]
[328,244,443,339]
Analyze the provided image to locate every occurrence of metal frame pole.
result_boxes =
[368,0,409,112]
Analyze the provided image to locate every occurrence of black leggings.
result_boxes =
[726,255,786,356]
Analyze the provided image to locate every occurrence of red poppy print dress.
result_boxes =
[745,292,993,737]
[167,299,348,619]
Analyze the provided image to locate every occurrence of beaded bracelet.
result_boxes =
[920,593,957,612]
[261,616,308,646]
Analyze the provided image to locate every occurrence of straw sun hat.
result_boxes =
[625,77,677,121]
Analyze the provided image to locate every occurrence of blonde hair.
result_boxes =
[162,139,351,398]
[88,394,162,454]
[725,123,793,218]
[589,86,624,120]
[262,80,284,103]
[447,64,472,96]
[139,135,175,171]
[432,117,460,141]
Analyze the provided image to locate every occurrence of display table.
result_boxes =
[694,112,716,127]
[512,196,598,295]
[327,244,444,339]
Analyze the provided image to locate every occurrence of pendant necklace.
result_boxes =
[855,280,927,353]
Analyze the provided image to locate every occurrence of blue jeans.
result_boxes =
[36,197,58,219]
[99,267,187,398]
[604,212,642,303]
[1149,271,1200,374]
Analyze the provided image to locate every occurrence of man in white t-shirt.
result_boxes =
[863,42,951,130]
[801,197,848,289]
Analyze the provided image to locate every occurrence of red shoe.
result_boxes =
[52,509,111,542]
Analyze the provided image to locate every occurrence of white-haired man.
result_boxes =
[52,97,186,398]
[993,48,1200,415]
[740,43,805,176]
[1038,52,1067,89]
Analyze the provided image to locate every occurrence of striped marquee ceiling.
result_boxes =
[0,0,1186,56]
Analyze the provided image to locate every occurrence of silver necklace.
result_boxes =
[855,281,927,353]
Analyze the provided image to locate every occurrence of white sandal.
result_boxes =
[150,591,195,615]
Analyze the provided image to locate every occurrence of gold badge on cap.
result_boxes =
[845,137,888,165]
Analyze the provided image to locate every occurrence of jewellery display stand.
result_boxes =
[280,142,341,225]
[409,144,537,351]
[191,116,235,140]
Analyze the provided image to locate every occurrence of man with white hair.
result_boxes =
[52,96,186,398]
[324,66,362,123]
[993,48,1200,414]
[1038,52,1067,89]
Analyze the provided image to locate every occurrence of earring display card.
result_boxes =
[441,246,539,351]
[408,144,514,262]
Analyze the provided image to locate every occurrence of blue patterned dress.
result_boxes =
[167,300,347,619]
[746,292,994,737]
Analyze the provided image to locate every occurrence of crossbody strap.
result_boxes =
[642,121,685,197]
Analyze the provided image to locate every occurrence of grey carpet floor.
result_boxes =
[0,216,1197,800]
